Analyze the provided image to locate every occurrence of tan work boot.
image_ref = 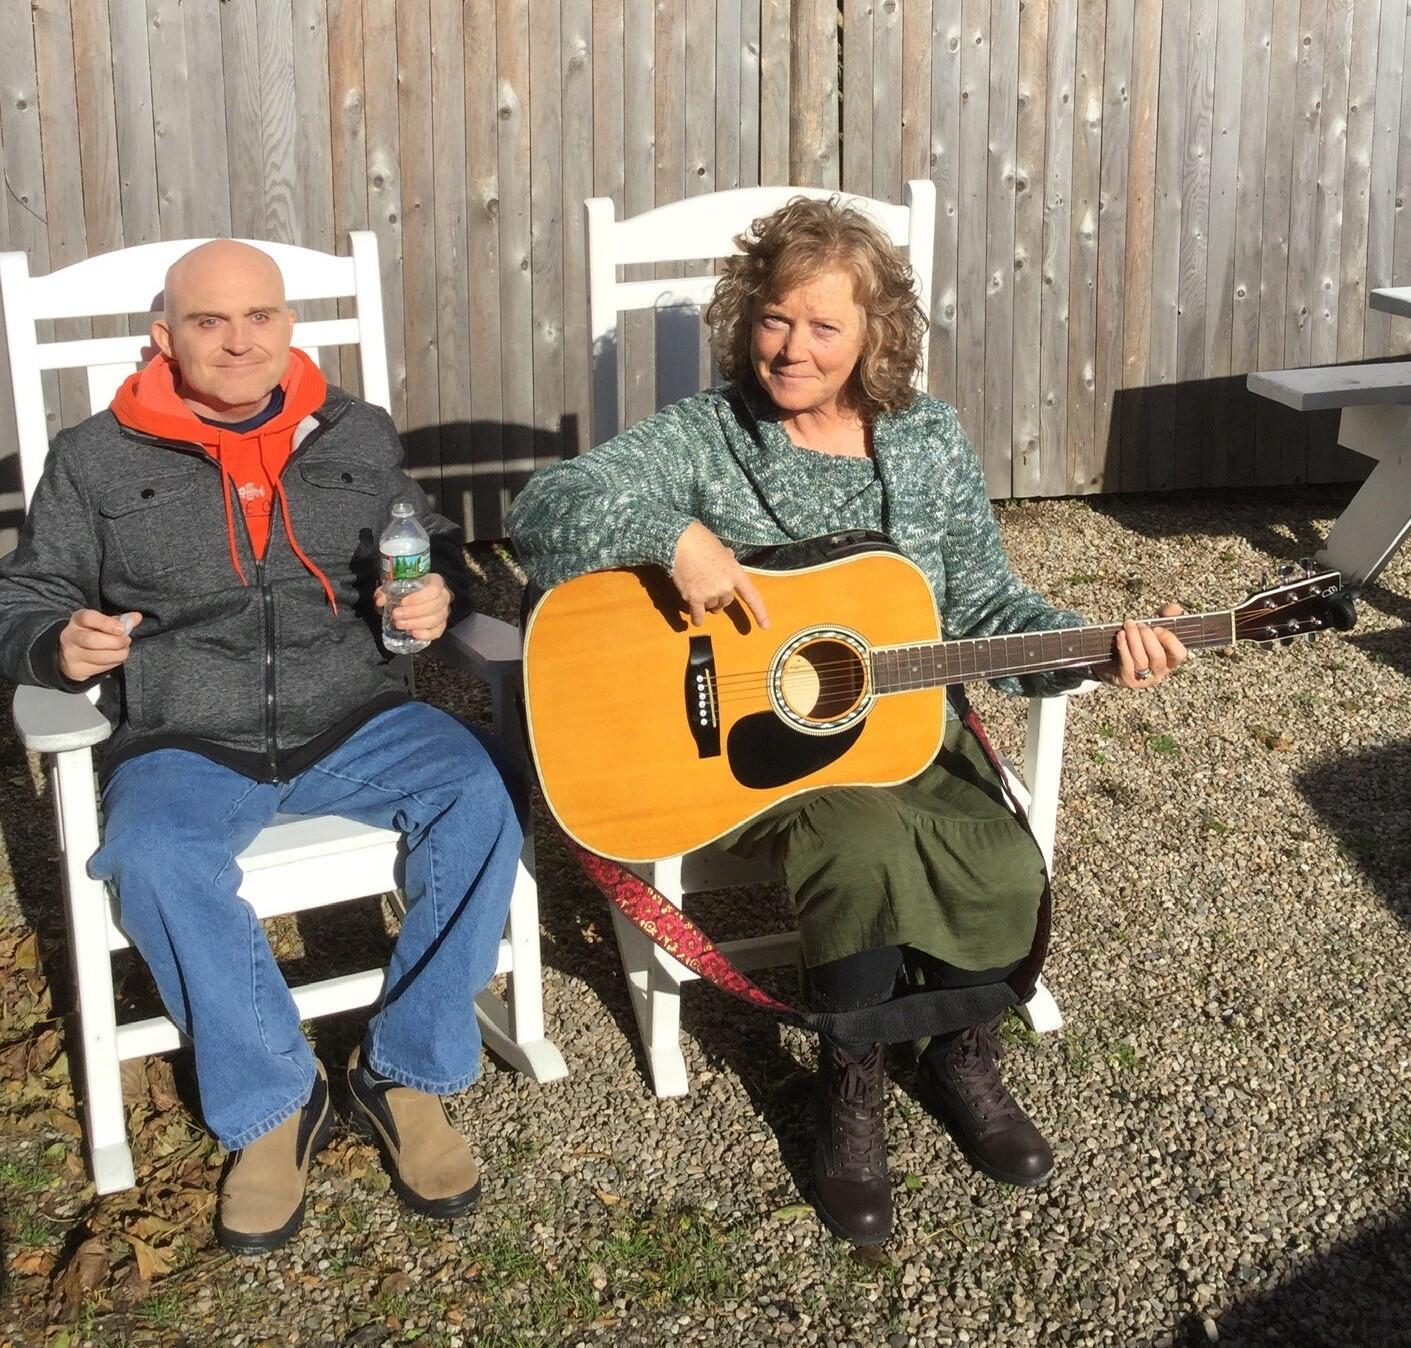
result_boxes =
[345,1047,480,1218]
[214,1061,334,1255]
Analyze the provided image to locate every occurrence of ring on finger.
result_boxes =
[1134,667,1153,680]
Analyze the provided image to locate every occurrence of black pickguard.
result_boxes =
[725,711,866,789]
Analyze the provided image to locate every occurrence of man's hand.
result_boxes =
[57,609,142,683]
[1095,602,1187,689]
[376,572,452,643]
[671,521,770,629]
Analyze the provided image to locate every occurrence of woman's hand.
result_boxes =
[1094,602,1187,690]
[671,522,771,629]
[377,572,452,643]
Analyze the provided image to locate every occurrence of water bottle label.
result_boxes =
[381,549,430,583]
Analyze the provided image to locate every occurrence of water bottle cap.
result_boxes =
[390,499,415,518]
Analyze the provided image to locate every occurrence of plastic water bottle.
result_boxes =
[380,499,431,655]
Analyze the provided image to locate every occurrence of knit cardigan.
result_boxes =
[506,385,1086,697]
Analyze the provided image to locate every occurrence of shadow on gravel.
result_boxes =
[1176,1206,1411,1347]
[1296,738,1411,932]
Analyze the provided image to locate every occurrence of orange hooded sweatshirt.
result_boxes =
[110,348,338,609]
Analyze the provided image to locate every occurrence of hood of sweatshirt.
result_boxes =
[110,349,338,609]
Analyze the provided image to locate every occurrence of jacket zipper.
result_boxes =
[123,415,341,783]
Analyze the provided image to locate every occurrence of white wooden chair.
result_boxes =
[582,183,1072,1098]
[0,233,566,1195]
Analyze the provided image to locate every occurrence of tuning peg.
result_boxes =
[1276,562,1297,580]
[1298,556,1317,572]
[1326,594,1357,631]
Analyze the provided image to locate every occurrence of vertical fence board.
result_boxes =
[292,0,336,257]
[466,0,505,525]
[1011,0,1049,499]
[562,0,594,459]
[841,1,873,196]
[1173,0,1215,489]
[32,0,89,423]
[362,0,407,426]
[1146,0,1189,492]
[716,0,743,190]
[759,0,790,184]
[326,0,369,394]
[929,4,961,405]
[983,0,1018,496]
[1282,0,1324,370]
[1039,0,1077,497]
[956,0,990,481]
[901,0,933,183]
[1201,0,1244,487]
[1334,0,1383,364]
[183,0,232,238]
[621,0,654,428]
[71,0,123,271]
[1390,1,1411,354]
[1361,0,1406,357]
[431,0,472,520]
[257,0,301,244]
[107,0,160,249]
[221,0,262,240]
[1093,0,1132,491]
[1064,0,1105,494]
[739,0,761,188]
[530,0,565,463]
[0,3,59,439]
[1118,0,1163,492]
[395,1,440,487]
[496,0,534,486]
[872,0,903,201]
[1310,0,1353,370]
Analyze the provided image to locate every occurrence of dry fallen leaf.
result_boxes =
[10,1249,56,1277]
[107,1260,151,1308]
[127,1233,172,1282]
[48,1236,110,1323]
[14,932,40,972]
[146,1059,181,1114]
[594,1188,622,1206]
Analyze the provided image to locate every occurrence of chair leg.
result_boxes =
[474,833,568,1082]
[609,859,691,1098]
[52,751,135,1194]
[1018,975,1064,1034]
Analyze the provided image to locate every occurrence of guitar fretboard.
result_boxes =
[870,612,1236,693]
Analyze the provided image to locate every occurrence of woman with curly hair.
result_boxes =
[507,196,1183,1245]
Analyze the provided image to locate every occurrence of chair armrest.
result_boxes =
[12,684,114,753]
[435,612,523,684]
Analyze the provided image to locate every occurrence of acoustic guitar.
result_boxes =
[522,536,1353,863]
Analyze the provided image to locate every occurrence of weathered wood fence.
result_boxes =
[1,0,1409,544]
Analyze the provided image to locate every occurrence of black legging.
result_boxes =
[808,945,1023,1052]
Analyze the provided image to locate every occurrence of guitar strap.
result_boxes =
[564,686,1052,1044]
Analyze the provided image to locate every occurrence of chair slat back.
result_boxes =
[584,182,936,446]
[1,234,390,508]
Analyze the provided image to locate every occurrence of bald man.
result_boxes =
[0,241,522,1254]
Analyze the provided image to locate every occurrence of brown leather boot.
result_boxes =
[214,1061,334,1255]
[919,1018,1053,1187]
[345,1047,481,1218]
[812,1039,892,1246]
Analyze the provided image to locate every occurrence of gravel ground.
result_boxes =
[0,485,1408,1348]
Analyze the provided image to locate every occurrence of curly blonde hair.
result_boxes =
[705,195,927,420]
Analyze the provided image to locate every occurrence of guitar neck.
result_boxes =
[870,611,1236,692]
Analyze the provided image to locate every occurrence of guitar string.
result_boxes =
[702,600,1316,691]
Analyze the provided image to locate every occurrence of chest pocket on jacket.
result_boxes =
[98,471,200,580]
[294,460,384,560]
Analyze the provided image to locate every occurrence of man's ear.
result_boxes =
[151,317,174,359]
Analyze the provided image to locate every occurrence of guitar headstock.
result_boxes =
[1233,561,1356,644]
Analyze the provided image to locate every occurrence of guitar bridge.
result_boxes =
[685,636,720,758]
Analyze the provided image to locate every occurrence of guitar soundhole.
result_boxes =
[775,638,867,725]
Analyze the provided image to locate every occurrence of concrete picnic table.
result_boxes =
[1247,285,1411,590]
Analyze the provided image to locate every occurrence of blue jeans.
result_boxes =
[89,703,523,1151]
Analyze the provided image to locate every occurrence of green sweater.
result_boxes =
[506,385,1085,697]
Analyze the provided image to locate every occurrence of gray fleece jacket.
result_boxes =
[0,384,469,781]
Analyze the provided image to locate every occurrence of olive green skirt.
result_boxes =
[720,711,1047,971]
